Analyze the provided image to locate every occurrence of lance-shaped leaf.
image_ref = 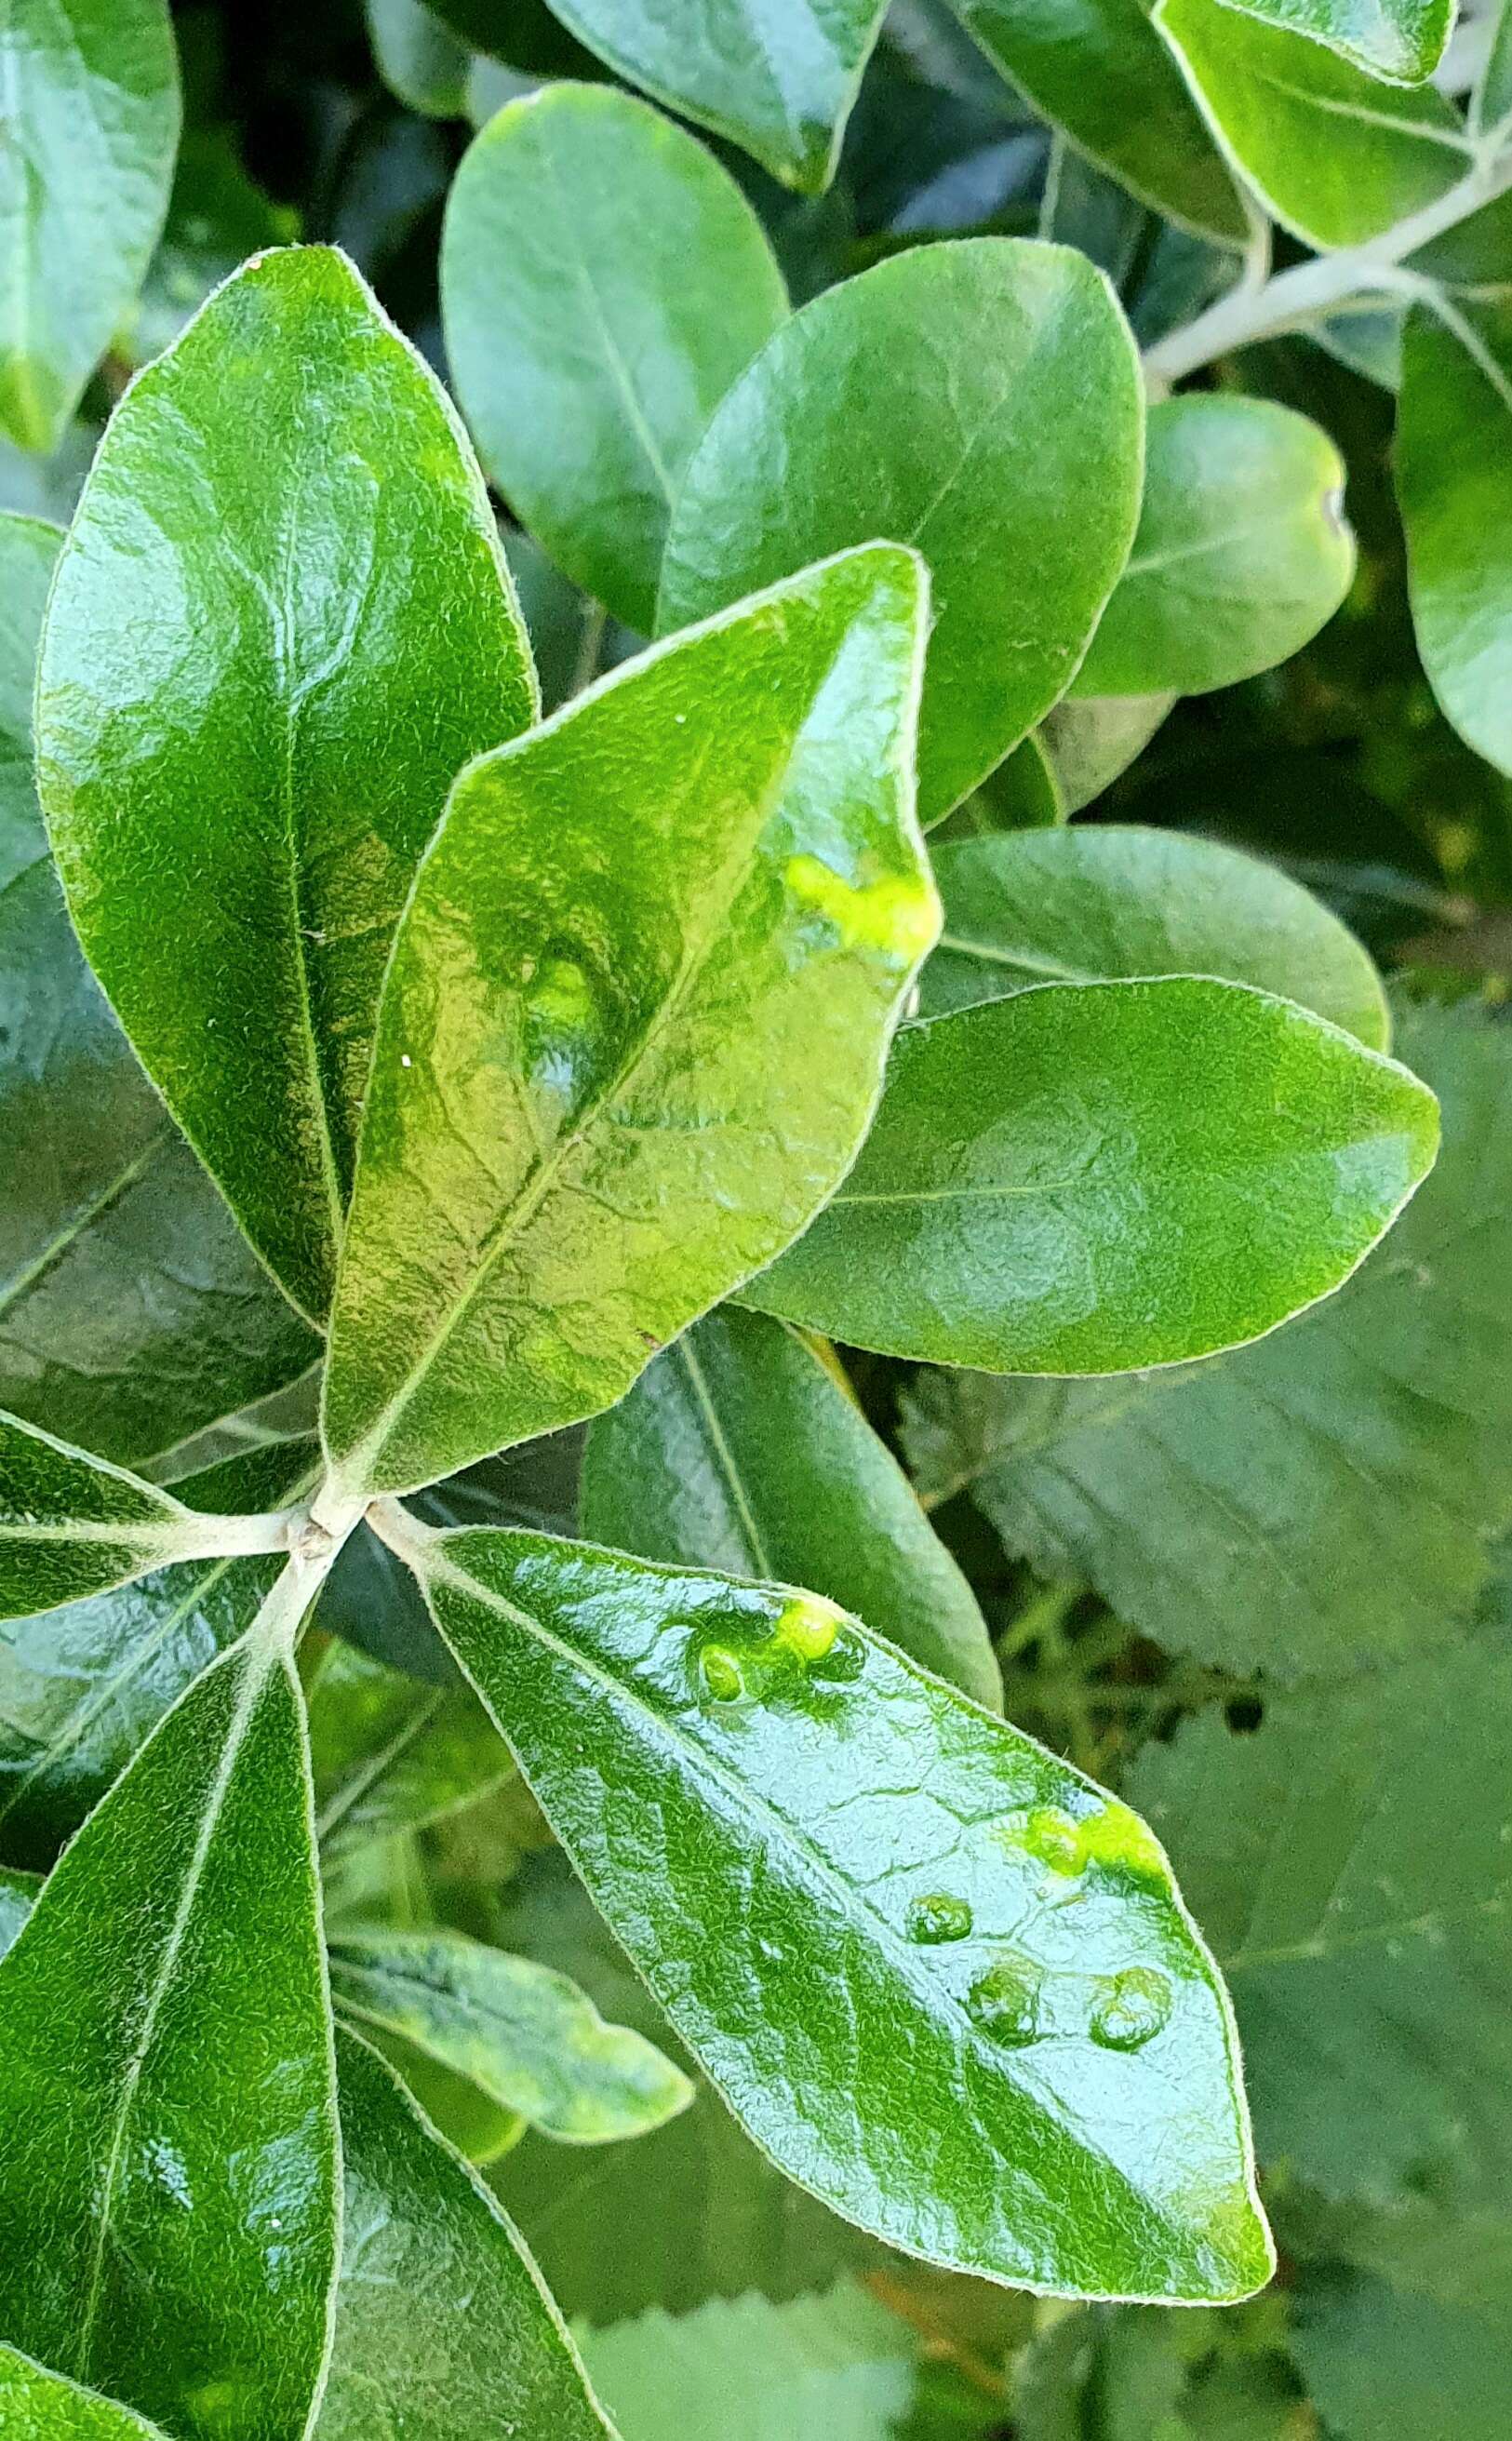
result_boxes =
[0,1574,339,2440]
[443,83,788,633]
[530,0,890,192]
[35,245,537,1323]
[1073,396,1356,698]
[0,0,180,453]
[658,240,1144,826]
[944,0,1248,243]
[1397,298,1512,778]
[920,826,1389,1048]
[322,543,938,1499]
[581,1308,1001,1708]
[0,1441,313,1869]
[309,1636,512,1859]
[382,1514,1274,2301]
[1156,0,1468,248]
[746,979,1438,1375]
[0,2343,174,2440]
[1209,0,1453,85]
[318,2022,616,2439]
[328,1926,693,2141]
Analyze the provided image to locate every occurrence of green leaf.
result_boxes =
[579,2284,918,2440]
[1475,0,1512,140]
[127,133,301,370]
[426,0,602,77]
[931,732,1065,842]
[0,1441,312,1869]
[1040,691,1177,812]
[366,0,473,116]
[747,978,1437,1374]
[442,83,788,633]
[35,245,537,1323]
[389,1513,1273,2302]
[527,0,890,192]
[0,2343,174,2440]
[0,1865,39,1960]
[920,826,1389,1048]
[322,543,937,1499]
[308,1635,512,1858]
[944,0,1249,242]
[328,1925,694,2140]
[1073,396,1356,697]
[658,239,1144,825]
[0,0,180,451]
[0,1582,338,2440]
[1156,0,1468,248]
[1208,0,1454,85]
[1131,1640,1512,2210]
[1398,299,1512,777]
[0,513,60,839]
[317,2021,616,2439]
[581,1309,999,1708]
[899,999,1512,1682]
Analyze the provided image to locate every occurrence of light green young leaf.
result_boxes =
[0,0,180,452]
[36,245,537,1323]
[920,826,1389,1047]
[900,1001,1512,1684]
[1398,298,1512,776]
[1210,0,1454,85]
[328,1925,694,2140]
[443,83,788,633]
[322,543,937,1500]
[945,0,1249,242]
[387,1512,1273,2303]
[0,2343,174,2440]
[366,0,473,116]
[748,978,1437,1375]
[1074,396,1356,697]
[1156,0,1468,248]
[579,2284,917,2441]
[308,1635,511,1858]
[581,1308,1001,1708]
[658,239,1144,825]
[318,2022,616,2439]
[0,1581,338,2440]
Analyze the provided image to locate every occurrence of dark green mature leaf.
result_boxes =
[323,543,937,1499]
[308,1635,510,1857]
[579,2284,918,2440]
[388,1513,1273,2302]
[1074,396,1356,697]
[0,1580,338,2440]
[1156,0,1469,247]
[318,2023,616,2439]
[36,245,537,1323]
[1211,0,1453,84]
[1398,299,1512,776]
[328,1925,694,2139]
[748,978,1437,1374]
[1132,1641,1512,2209]
[581,1309,1000,1708]
[900,1000,1512,1682]
[658,239,1144,825]
[443,83,788,632]
[921,827,1388,1046]
[945,0,1249,241]
[0,2343,173,2440]
[0,0,180,451]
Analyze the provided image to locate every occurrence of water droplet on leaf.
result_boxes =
[1089,1966,1172,2052]
[968,1952,1045,2045]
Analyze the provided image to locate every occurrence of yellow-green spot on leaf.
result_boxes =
[698,1644,747,1703]
[783,853,939,968]
[1024,1804,1085,1874]
[1077,1798,1168,1882]
[773,1592,841,1662]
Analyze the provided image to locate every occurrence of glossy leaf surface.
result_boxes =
[748,978,1438,1375]
[658,240,1144,825]
[309,1634,511,1857]
[443,83,787,632]
[36,245,536,1321]
[1398,300,1512,777]
[581,1308,1000,1707]
[323,544,936,1497]
[318,2023,615,2439]
[0,1605,338,2440]
[1074,396,1356,697]
[328,1925,693,2139]
[0,1412,241,1621]
[0,2344,172,2441]
[1211,0,1453,83]
[0,0,180,451]
[920,826,1389,1047]
[397,1515,1273,2301]
[945,0,1248,241]
[1157,0,1468,248]
[536,0,890,191]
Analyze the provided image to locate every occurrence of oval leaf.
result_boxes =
[387,1514,1274,2302]
[658,238,1144,825]
[1210,0,1454,85]
[443,83,788,633]
[322,543,938,1499]
[0,2344,173,2440]
[1398,298,1512,777]
[35,245,537,1323]
[746,979,1439,1374]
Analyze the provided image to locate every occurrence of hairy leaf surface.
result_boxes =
[0,2344,174,2441]
[0,1412,255,1621]
[1210,0,1453,83]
